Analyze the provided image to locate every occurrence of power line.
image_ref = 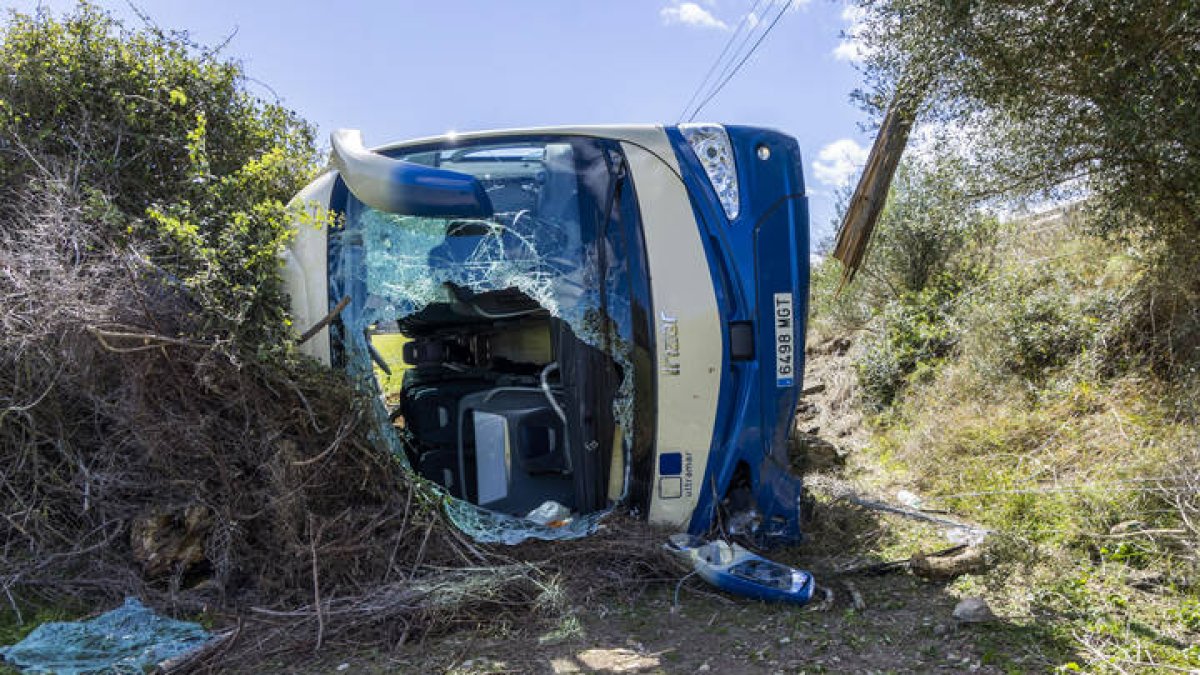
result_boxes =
[676,0,769,123]
[687,0,794,123]
[685,0,780,122]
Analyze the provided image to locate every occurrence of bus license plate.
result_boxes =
[774,293,795,387]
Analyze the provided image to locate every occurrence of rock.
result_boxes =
[813,337,852,356]
[1110,520,1144,534]
[952,597,997,623]
[130,505,212,578]
[790,434,844,472]
[795,400,818,422]
[911,546,986,581]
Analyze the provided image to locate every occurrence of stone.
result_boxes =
[790,434,844,472]
[952,597,997,623]
[1109,520,1144,534]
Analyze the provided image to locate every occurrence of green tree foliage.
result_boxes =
[812,155,994,408]
[0,3,321,348]
[849,0,1200,377]
[859,159,995,299]
[854,0,1200,244]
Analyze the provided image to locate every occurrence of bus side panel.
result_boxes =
[283,171,336,365]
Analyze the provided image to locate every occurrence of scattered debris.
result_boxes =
[130,505,212,578]
[945,527,989,547]
[911,546,987,581]
[526,500,573,527]
[667,534,816,605]
[806,585,835,612]
[841,491,990,539]
[896,490,923,510]
[952,597,997,624]
[0,598,212,674]
[842,580,867,611]
[1109,520,1145,535]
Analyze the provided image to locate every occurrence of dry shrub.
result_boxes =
[1,178,462,606]
[1163,445,1200,561]
[0,179,679,668]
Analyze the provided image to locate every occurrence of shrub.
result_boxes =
[0,3,321,350]
[856,279,963,410]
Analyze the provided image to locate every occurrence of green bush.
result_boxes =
[856,279,962,410]
[968,270,1099,384]
[0,3,321,350]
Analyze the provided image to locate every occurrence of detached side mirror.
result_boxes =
[330,129,494,219]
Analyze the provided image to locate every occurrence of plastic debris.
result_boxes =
[0,598,211,675]
[946,526,988,547]
[444,498,605,545]
[667,534,816,605]
[896,489,923,509]
[526,500,572,526]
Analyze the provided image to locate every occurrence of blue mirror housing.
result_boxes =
[329,129,494,218]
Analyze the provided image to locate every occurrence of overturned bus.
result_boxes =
[283,124,810,545]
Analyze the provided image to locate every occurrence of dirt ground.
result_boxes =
[277,573,1070,674]
[233,339,1078,674]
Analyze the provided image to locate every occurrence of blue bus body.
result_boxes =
[284,124,809,545]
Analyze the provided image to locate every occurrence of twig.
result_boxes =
[87,326,209,352]
[309,516,325,652]
[1086,529,1187,539]
[807,585,835,612]
[3,586,22,625]
[291,413,358,467]
[672,570,698,611]
[842,580,866,611]
[298,295,351,345]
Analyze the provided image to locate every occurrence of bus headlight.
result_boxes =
[680,123,740,220]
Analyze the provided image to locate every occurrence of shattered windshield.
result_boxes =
[327,136,652,541]
[356,141,606,329]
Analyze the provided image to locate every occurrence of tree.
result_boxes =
[853,0,1200,245]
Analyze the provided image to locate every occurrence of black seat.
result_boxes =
[402,379,493,497]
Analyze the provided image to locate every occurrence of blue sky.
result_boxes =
[11,0,873,243]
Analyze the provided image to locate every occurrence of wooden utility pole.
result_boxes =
[831,81,927,288]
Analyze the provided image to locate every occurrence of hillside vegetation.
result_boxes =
[814,4,1200,668]
[810,161,1200,674]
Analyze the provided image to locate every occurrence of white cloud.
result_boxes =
[832,39,865,62]
[812,138,869,188]
[660,2,730,31]
[833,3,868,62]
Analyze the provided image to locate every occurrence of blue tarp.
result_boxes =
[0,598,211,674]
